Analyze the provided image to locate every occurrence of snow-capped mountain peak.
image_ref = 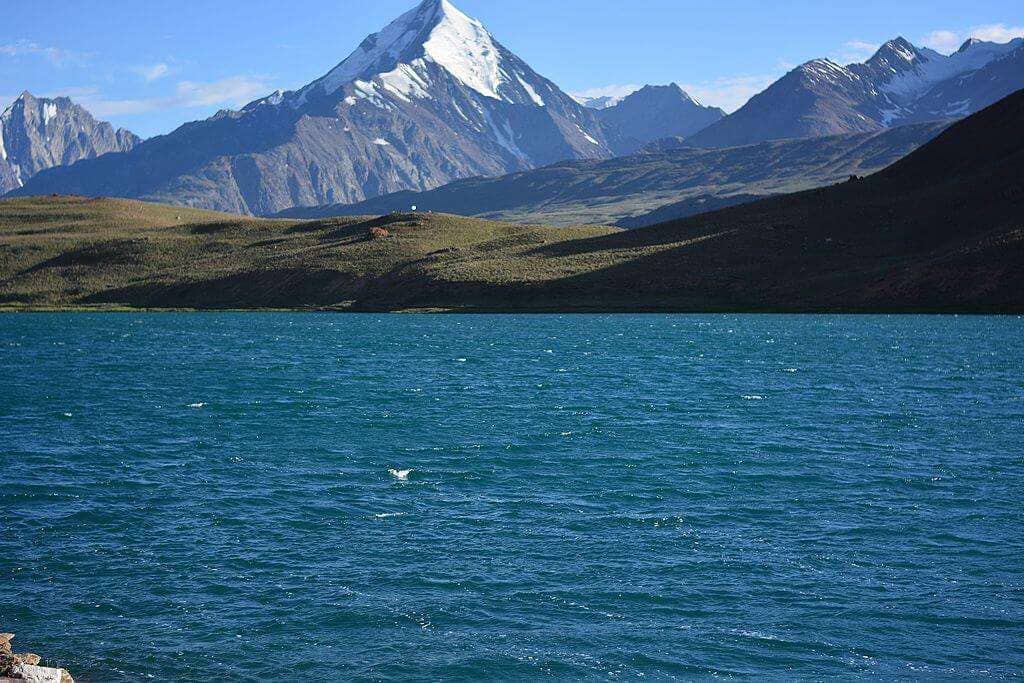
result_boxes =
[301,0,522,104]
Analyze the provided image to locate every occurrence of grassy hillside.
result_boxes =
[0,195,633,311]
[276,121,948,227]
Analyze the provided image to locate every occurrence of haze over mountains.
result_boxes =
[5,0,1024,222]
[0,92,138,195]
[589,85,725,154]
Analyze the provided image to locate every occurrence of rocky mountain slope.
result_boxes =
[0,92,138,194]
[10,0,615,215]
[277,120,948,226]
[688,36,1024,147]
[594,84,724,154]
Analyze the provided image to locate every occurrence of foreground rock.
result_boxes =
[0,634,73,683]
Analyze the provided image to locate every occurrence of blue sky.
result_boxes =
[2,0,1021,138]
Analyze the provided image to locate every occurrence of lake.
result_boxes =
[2,313,1022,679]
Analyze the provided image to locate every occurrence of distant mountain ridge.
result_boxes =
[0,92,139,194]
[688,36,1024,147]
[9,0,624,215]
[595,84,725,154]
[276,120,949,226]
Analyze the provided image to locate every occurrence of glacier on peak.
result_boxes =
[303,0,515,104]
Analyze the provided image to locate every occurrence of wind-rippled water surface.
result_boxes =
[2,313,1023,680]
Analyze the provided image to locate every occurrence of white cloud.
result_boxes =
[679,74,781,113]
[833,40,881,64]
[969,23,1024,43]
[0,40,88,67]
[174,75,271,107]
[132,63,172,82]
[922,30,963,53]
[61,75,274,120]
[922,23,1024,54]
[84,98,168,117]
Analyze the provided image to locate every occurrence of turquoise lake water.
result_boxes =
[2,313,1023,680]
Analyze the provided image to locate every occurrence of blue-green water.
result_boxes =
[2,314,1023,680]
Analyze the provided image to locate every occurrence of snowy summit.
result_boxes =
[300,0,545,106]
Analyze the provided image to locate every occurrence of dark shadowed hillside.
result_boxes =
[525,88,1024,312]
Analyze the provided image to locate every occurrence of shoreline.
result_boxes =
[1,634,73,683]
[1,304,1021,316]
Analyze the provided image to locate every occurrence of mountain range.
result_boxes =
[0,92,138,195]
[9,0,623,215]
[5,0,1024,219]
[3,88,1020,312]
[277,120,949,226]
[688,36,1024,147]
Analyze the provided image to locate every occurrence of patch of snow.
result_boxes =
[572,91,633,109]
[878,106,904,126]
[482,109,529,163]
[943,99,971,116]
[574,124,600,146]
[516,75,545,106]
[42,102,58,125]
[0,125,6,161]
[378,60,432,101]
[373,138,391,146]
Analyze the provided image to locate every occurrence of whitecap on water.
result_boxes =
[742,395,766,400]
[389,468,413,481]
[373,512,407,519]
[187,402,207,409]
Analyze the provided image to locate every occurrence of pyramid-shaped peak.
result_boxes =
[308,0,508,100]
[872,37,922,63]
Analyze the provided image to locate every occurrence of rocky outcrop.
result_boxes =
[0,92,139,194]
[0,634,73,683]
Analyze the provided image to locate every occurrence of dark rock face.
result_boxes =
[0,92,139,194]
[688,37,1024,148]
[595,84,725,154]
[11,0,615,215]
